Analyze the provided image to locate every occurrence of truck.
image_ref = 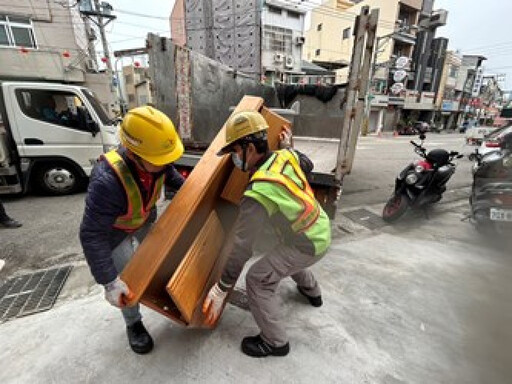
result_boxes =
[0,82,119,195]
[146,6,377,218]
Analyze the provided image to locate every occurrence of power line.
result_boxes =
[463,40,512,52]
[283,0,399,28]
[115,8,168,20]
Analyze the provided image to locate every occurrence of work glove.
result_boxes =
[202,283,228,326]
[104,276,134,308]
[279,126,293,149]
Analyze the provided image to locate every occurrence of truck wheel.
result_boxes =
[382,193,409,223]
[33,162,83,195]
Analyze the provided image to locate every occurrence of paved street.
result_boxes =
[0,132,475,278]
[343,132,474,207]
[1,133,511,383]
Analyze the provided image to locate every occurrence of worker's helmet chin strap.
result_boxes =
[133,154,147,172]
[241,142,248,172]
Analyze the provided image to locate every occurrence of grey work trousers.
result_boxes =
[245,244,323,347]
[111,223,151,326]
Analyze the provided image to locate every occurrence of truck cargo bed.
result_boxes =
[294,136,339,186]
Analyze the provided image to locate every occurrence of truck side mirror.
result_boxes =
[87,120,100,137]
[77,106,100,137]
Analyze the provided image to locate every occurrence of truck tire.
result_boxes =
[32,162,84,195]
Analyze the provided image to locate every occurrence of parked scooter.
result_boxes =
[383,134,464,222]
[470,132,512,234]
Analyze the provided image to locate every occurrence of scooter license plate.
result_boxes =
[490,208,512,222]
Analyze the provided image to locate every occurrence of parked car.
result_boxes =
[476,125,512,157]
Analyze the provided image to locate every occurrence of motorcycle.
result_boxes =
[469,133,512,234]
[382,134,464,222]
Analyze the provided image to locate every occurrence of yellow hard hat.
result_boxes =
[120,106,184,166]
[217,110,269,155]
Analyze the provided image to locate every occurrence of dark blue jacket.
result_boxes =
[79,148,184,285]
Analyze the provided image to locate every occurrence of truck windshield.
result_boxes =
[82,88,110,125]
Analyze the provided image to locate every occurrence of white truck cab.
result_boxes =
[0,81,119,195]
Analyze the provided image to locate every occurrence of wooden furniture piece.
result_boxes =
[121,97,290,328]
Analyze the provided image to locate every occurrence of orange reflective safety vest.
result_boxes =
[104,150,165,233]
[244,149,331,256]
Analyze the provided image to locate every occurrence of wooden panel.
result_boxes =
[260,106,292,151]
[220,107,292,205]
[121,96,264,313]
[166,210,225,323]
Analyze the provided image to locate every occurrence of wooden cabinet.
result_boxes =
[121,96,290,327]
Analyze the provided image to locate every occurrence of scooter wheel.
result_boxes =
[382,193,410,223]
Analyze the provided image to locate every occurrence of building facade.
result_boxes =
[0,0,114,112]
[458,55,487,125]
[305,0,449,132]
[122,65,153,110]
[260,1,307,84]
[170,0,309,84]
[477,74,504,124]
[169,0,261,77]
[434,50,462,129]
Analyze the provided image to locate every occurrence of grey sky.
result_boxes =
[106,0,512,89]
[435,0,512,90]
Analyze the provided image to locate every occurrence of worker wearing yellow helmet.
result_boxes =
[203,110,331,358]
[80,106,185,354]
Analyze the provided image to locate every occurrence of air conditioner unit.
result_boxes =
[79,0,94,13]
[285,56,294,69]
[430,10,448,28]
[295,36,305,45]
[274,53,284,63]
[85,58,97,71]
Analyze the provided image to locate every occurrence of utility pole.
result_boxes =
[335,6,379,181]
[83,17,97,69]
[79,0,116,89]
[94,0,113,82]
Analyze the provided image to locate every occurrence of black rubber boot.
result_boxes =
[241,335,290,358]
[0,217,22,228]
[297,286,323,307]
[126,321,154,354]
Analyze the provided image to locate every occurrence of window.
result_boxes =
[343,27,351,40]
[315,49,320,56]
[128,94,136,103]
[317,23,323,31]
[0,15,37,48]
[287,10,300,19]
[125,74,134,84]
[15,89,92,131]
[263,26,293,54]
[82,88,110,125]
[449,66,459,79]
[267,5,282,15]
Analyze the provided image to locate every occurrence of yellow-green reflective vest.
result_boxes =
[244,149,331,256]
[104,150,165,233]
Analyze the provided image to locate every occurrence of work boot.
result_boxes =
[126,321,153,354]
[0,217,22,228]
[297,286,323,307]
[241,335,290,358]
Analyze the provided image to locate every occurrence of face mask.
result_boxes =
[231,152,244,170]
